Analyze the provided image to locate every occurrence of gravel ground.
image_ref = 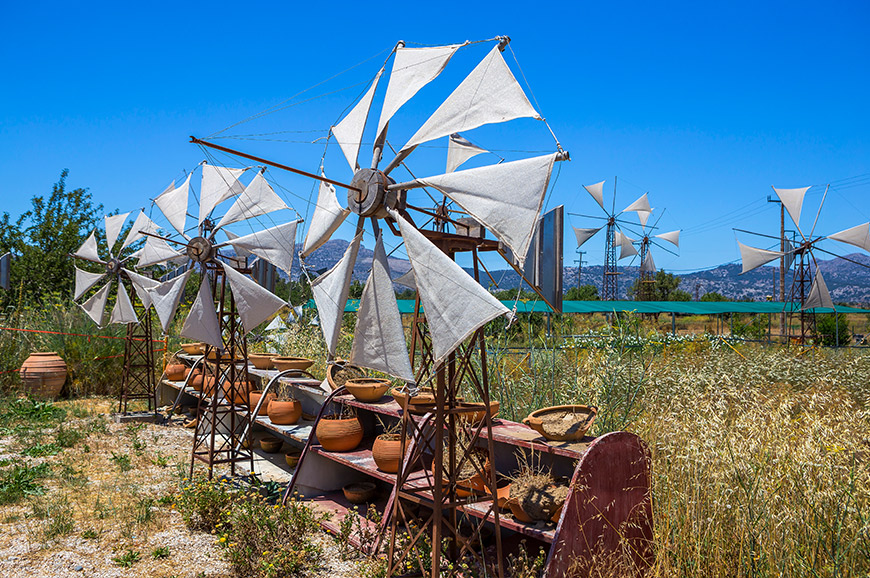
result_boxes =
[0,398,365,578]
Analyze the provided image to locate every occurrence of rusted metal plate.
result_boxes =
[545,431,654,577]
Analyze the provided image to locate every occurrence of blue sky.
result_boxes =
[1,1,868,276]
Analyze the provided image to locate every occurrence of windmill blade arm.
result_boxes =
[813,246,870,270]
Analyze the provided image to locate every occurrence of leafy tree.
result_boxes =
[816,313,850,346]
[669,289,692,302]
[564,284,599,301]
[0,170,102,305]
[701,292,730,302]
[348,280,364,300]
[627,271,686,301]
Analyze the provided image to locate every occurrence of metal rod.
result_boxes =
[190,136,361,192]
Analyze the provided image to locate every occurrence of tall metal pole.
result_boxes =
[768,195,786,341]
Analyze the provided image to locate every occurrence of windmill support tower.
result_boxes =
[603,217,618,300]
[787,245,815,343]
[119,306,157,415]
[637,237,655,301]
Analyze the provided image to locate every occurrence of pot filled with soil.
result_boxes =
[345,377,391,403]
[509,472,569,523]
[316,412,363,452]
[372,433,403,473]
[431,445,491,497]
[457,400,500,425]
[523,404,598,442]
[326,361,366,390]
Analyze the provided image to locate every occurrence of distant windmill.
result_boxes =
[736,184,870,342]
[570,179,657,300]
[630,210,680,300]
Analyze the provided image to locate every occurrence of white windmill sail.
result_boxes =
[828,222,870,252]
[573,227,601,248]
[640,251,656,274]
[803,269,834,310]
[783,237,795,272]
[395,269,416,290]
[109,280,139,325]
[199,164,246,226]
[738,241,782,274]
[121,211,161,250]
[773,186,810,230]
[79,281,112,327]
[223,220,297,278]
[637,210,652,227]
[74,231,103,263]
[615,231,637,259]
[350,234,415,382]
[583,181,606,211]
[217,172,289,229]
[104,212,130,250]
[446,133,487,173]
[655,230,680,248]
[402,45,541,151]
[265,316,287,332]
[222,265,287,334]
[223,230,251,258]
[124,269,159,310]
[301,178,351,258]
[332,69,383,172]
[376,43,462,140]
[74,266,105,300]
[623,193,651,214]
[133,236,185,268]
[395,212,509,365]
[181,276,223,348]
[148,269,192,332]
[310,233,362,356]
[155,175,191,237]
[415,153,557,268]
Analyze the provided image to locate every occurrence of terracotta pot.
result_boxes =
[181,342,204,355]
[507,498,534,523]
[316,415,363,452]
[191,374,218,396]
[430,452,491,497]
[343,482,376,504]
[345,378,391,403]
[326,361,365,390]
[259,436,283,453]
[522,404,598,442]
[494,482,512,509]
[268,399,302,425]
[20,352,67,399]
[392,387,464,415]
[222,377,255,405]
[372,434,403,473]
[248,353,275,370]
[272,357,314,372]
[165,363,187,381]
[249,390,276,415]
[285,449,302,468]
[457,401,500,425]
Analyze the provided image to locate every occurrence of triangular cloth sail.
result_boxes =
[121,211,161,250]
[74,230,103,263]
[222,265,287,334]
[415,153,556,268]
[573,227,600,248]
[218,172,288,229]
[738,241,782,274]
[828,222,870,252]
[199,164,246,225]
[804,269,834,310]
[377,44,462,140]
[583,181,606,211]
[224,221,297,278]
[395,213,509,365]
[773,186,810,231]
[655,230,680,248]
[624,193,651,214]
[332,70,382,172]
[301,177,350,258]
[446,133,487,173]
[148,269,192,333]
[155,175,191,237]
[133,236,184,268]
[109,280,139,325]
[310,233,362,356]
[616,232,637,259]
[79,281,112,327]
[402,46,541,151]
[74,266,105,300]
[125,269,159,310]
[181,276,223,349]
[350,234,415,382]
[640,252,656,274]
[105,212,130,250]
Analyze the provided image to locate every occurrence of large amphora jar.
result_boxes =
[20,352,67,399]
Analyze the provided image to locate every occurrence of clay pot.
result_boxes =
[392,387,464,415]
[345,378,391,403]
[343,482,376,504]
[326,361,365,390]
[316,415,363,452]
[372,434,403,473]
[249,390,276,415]
[165,363,187,381]
[248,353,275,370]
[494,482,512,509]
[522,404,598,442]
[259,436,283,453]
[181,342,204,355]
[20,352,67,399]
[272,357,314,372]
[285,449,302,468]
[457,401,501,425]
[507,498,534,523]
[221,378,254,406]
[191,374,218,396]
[268,399,302,425]
[430,451,491,497]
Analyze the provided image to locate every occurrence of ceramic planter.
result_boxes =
[248,353,275,370]
[259,436,283,453]
[164,363,187,381]
[342,482,376,504]
[285,449,302,468]
[316,415,363,452]
[20,352,67,399]
[457,401,501,425]
[249,390,276,415]
[221,377,254,405]
[522,404,598,442]
[372,434,403,473]
[345,378,391,403]
[272,357,314,372]
[268,399,302,425]
[181,342,204,355]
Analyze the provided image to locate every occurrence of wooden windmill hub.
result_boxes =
[347,168,404,218]
[105,258,122,275]
[186,236,214,263]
